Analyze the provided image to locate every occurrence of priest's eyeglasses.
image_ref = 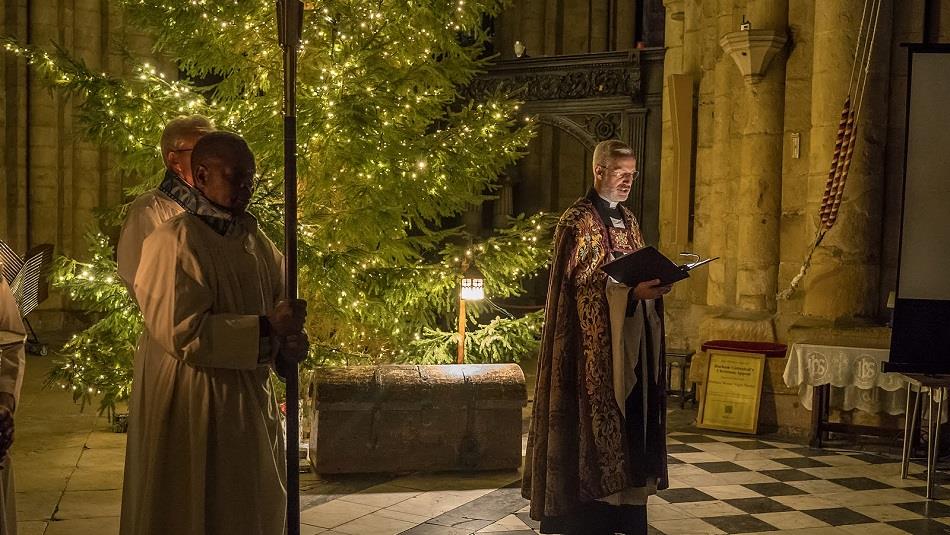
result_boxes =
[611,170,640,181]
[596,164,639,181]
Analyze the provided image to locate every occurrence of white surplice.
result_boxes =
[116,186,187,292]
[0,276,25,535]
[119,210,287,535]
[117,172,194,534]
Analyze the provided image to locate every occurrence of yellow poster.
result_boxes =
[697,350,766,434]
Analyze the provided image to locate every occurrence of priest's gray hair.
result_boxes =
[160,115,214,164]
[592,139,635,173]
[191,131,254,172]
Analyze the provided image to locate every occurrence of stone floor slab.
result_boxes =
[43,516,120,535]
[300,499,377,529]
[54,489,123,519]
[15,490,61,521]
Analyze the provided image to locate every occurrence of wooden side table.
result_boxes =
[783,343,904,448]
[666,349,696,409]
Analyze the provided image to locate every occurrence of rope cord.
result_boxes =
[855,0,884,128]
[778,0,883,300]
[848,0,872,95]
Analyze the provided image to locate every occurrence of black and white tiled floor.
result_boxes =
[298,431,950,534]
[642,432,950,535]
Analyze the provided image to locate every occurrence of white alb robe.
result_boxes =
[117,175,193,534]
[116,187,187,292]
[0,277,25,535]
[119,211,287,535]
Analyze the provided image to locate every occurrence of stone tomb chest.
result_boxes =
[309,364,527,474]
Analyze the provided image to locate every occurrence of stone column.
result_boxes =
[73,0,103,249]
[1,1,28,252]
[735,1,787,312]
[802,0,890,319]
[28,0,67,252]
[658,0,685,254]
[697,0,738,308]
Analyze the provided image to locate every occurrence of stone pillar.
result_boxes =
[802,0,890,319]
[697,0,739,308]
[462,204,483,236]
[777,0,815,320]
[28,0,67,252]
[1,1,28,252]
[73,0,104,249]
[658,0,685,254]
[734,1,787,312]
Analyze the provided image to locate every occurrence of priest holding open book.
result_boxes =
[523,140,671,535]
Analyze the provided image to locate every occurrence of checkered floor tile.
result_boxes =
[642,432,950,534]
[467,432,950,534]
[300,430,950,534]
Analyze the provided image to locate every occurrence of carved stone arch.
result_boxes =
[536,115,597,151]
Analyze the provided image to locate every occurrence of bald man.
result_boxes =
[119,132,309,535]
[118,115,214,533]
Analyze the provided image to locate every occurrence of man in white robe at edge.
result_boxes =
[116,114,214,292]
[117,115,214,530]
[119,131,309,535]
[0,273,26,535]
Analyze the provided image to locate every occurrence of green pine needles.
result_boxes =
[4,0,554,412]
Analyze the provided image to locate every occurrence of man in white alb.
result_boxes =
[116,114,214,290]
[118,115,214,531]
[119,131,308,534]
[0,271,26,535]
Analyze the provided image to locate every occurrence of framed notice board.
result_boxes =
[696,350,766,434]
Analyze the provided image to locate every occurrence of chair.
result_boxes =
[666,348,696,408]
[0,240,54,356]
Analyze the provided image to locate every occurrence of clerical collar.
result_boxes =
[586,188,624,227]
[191,195,237,236]
[599,193,618,208]
[586,187,622,209]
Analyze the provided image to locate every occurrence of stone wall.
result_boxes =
[659,0,950,434]
[0,1,170,327]
[658,0,950,351]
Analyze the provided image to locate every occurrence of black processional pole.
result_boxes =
[277,1,303,534]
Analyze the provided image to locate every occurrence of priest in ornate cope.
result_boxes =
[523,139,670,535]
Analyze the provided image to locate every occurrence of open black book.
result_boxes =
[600,246,718,287]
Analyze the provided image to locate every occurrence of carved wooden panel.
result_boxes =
[468,50,663,245]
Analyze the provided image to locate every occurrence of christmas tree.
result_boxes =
[3,0,554,412]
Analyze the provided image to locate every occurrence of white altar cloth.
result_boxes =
[783,343,905,415]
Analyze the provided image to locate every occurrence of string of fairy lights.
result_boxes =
[7,0,554,410]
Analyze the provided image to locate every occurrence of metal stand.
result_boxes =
[901,384,922,479]
[899,374,950,500]
[928,388,945,499]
